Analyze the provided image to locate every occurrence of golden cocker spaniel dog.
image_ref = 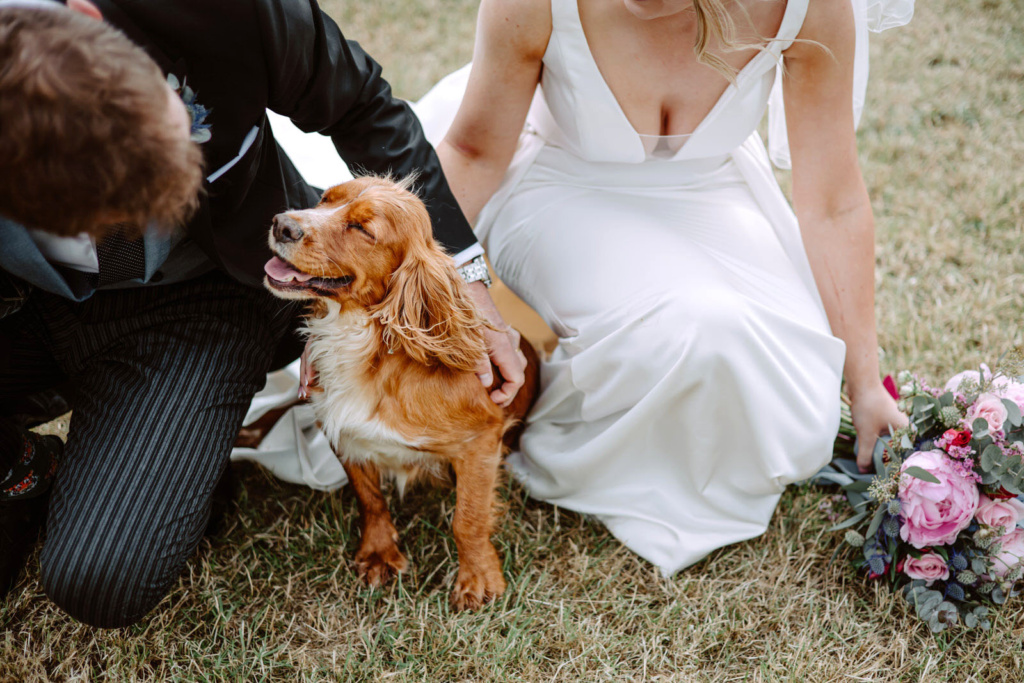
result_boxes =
[263,176,539,610]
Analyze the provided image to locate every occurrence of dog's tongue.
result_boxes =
[264,256,314,282]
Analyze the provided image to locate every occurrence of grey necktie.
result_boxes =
[96,224,146,286]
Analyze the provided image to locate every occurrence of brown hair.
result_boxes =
[0,7,203,237]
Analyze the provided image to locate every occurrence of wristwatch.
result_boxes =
[456,255,492,288]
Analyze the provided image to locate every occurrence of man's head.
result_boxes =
[0,1,202,237]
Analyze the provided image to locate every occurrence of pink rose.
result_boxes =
[899,450,980,548]
[975,494,1024,535]
[994,379,1024,414]
[945,365,1024,414]
[944,365,994,393]
[991,528,1024,578]
[967,393,1009,433]
[903,552,951,585]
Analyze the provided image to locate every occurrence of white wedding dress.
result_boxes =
[234,0,913,576]
[411,0,913,575]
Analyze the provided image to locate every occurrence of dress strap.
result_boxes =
[548,0,577,34]
[771,0,810,53]
[767,0,915,169]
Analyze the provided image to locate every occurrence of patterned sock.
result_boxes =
[0,421,61,503]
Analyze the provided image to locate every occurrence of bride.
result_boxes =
[414,0,913,574]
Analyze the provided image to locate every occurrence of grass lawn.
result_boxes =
[3,0,1024,680]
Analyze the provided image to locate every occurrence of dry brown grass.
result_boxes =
[3,0,1024,680]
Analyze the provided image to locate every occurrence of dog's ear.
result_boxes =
[373,243,487,372]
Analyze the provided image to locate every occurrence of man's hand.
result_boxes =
[466,281,526,406]
[298,341,316,400]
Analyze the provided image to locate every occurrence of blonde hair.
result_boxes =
[691,0,773,82]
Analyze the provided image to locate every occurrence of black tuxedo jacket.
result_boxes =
[91,0,477,287]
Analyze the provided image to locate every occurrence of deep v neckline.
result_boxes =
[570,0,797,160]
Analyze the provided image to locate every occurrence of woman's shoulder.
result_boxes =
[477,0,552,62]
[784,0,856,61]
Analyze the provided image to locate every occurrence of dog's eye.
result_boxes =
[347,222,374,240]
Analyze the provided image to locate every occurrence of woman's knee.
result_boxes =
[651,289,752,365]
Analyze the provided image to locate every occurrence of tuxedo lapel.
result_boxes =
[0,219,93,301]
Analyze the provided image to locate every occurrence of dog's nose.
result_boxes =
[272,214,304,243]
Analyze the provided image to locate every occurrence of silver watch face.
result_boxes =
[458,257,492,287]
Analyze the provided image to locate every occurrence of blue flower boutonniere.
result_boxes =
[167,73,212,144]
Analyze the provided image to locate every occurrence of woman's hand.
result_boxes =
[850,381,908,473]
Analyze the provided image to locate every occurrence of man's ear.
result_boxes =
[67,0,103,20]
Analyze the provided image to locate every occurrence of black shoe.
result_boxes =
[0,492,49,599]
[0,429,62,599]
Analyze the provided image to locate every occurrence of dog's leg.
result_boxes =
[342,461,408,587]
[449,441,506,611]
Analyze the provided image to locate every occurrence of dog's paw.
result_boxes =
[450,566,506,611]
[355,544,408,588]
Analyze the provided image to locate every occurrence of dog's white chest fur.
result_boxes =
[306,304,433,489]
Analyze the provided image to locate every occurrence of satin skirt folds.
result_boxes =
[487,146,847,575]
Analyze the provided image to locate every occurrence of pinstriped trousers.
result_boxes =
[0,271,299,628]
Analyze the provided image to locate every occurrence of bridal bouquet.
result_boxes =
[825,360,1024,633]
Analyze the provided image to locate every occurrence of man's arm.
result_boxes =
[257,0,526,404]
[256,0,476,258]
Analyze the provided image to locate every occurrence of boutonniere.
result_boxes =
[167,73,212,144]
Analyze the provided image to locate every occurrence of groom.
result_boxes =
[0,0,524,628]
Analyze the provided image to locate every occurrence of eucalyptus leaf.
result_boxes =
[846,479,872,494]
[1004,454,1023,474]
[848,492,867,509]
[873,437,888,474]
[980,444,1002,472]
[973,418,990,439]
[865,505,887,538]
[814,471,855,487]
[829,511,869,531]
[912,395,933,415]
[992,585,1007,605]
[939,392,955,407]
[928,602,958,633]
[1003,399,1022,428]
[916,591,943,619]
[972,558,988,575]
[903,466,941,484]
[974,434,994,454]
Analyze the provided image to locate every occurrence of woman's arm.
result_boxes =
[436,0,551,223]
[783,0,906,471]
